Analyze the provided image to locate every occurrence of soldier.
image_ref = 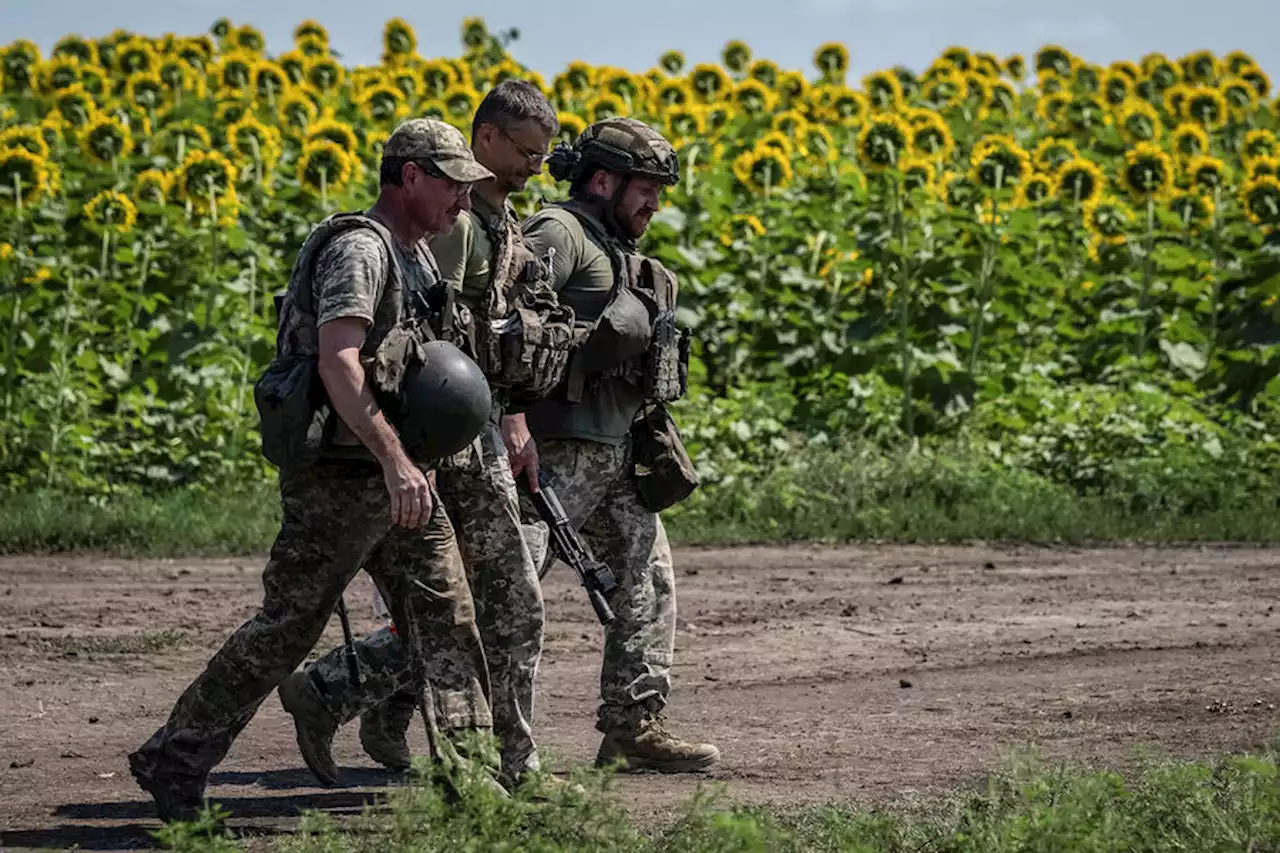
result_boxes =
[518,118,719,772]
[127,117,501,821]
[277,81,578,793]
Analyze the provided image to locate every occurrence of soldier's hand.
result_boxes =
[501,413,540,492]
[383,455,433,528]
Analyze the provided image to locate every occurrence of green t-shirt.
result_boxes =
[519,205,646,446]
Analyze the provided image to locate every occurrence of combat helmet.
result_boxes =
[381,340,492,462]
[547,116,679,186]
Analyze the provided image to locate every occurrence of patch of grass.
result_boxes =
[150,746,1280,852]
[3,440,1280,557]
[22,630,188,656]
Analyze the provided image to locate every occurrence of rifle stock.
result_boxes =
[529,471,617,625]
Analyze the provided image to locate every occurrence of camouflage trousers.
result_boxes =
[128,458,493,789]
[301,418,546,777]
[519,437,677,734]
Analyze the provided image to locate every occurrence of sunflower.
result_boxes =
[776,71,808,106]
[658,49,686,76]
[969,134,1032,191]
[38,56,83,94]
[1185,154,1228,193]
[922,68,966,111]
[419,59,456,98]
[1037,70,1067,96]
[486,59,526,88]
[724,78,773,116]
[306,117,358,155]
[1102,70,1133,107]
[295,34,328,58]
[81,189,137,235]
[1033,137,1078,172]
[1180,50,1220,85]
[733,145,794,193]
[174,38,211,72]
[664,106,707,142]
[1063,94,1109,133]
[689,63,732,103]
[1014,172,1056,207]
[1121,142,1175,201]
[114,37,157,75]
[770,109,808,139]
[382,18,417,62]
[461,16,488,50]
[231,25,265,54]
[899,156,938,196]
[154,120,212,162]
[964,72,993,108]
[910,111,955,159]
[1240,175,1280,227]
[279,91,319,135]
[1073,63,1104,94]
[1110,60,1141,81]
[721,40,752,74]
[814,42,850,81]
[227,115,282,165]
[158,57,203,99]
[1142,53,1181,89]
[1169,123,1209,161]
[442,84,479,120]
[53,84,98,127]
[555,111,587,143]
[1168,189,1214,230]
[1219,76,1258,118]
[987,80,1017,118]
[297,139,354,196]
[975,51,1002,78]
[586,93,627,123]
[704,104,732,133]
[1182,86,1229,129]
[804,125,838,162]
[1082,195,1134,245]
[133,168,173,205]
[210,18,232,39]
[125,71,166,111]
[0,125,51,160]
[600,68,649,105]
[387,66,420,101]
[176,149,236,210]
[0,147,51,206]
[79,63,109,98]
[77,113,132,164]
[857,113,910,172]
[747,58,780,90]
[1004,54,1026,81]
[1241,66,1271,99]
[1243,129,1278,164]
[306,56,345,94]
[251,60,291,103]
[1035,45,1075,77]
[656,78,692,108]
[1248,156,1280,180]
[827,87,870,125]
[862,70,903,111]
[294,19,329,45]
[1115,99,1161,144]
[359,83,409,125]
[211,51,255,92]
[1056,156,1106,206]
[52,34,97,66]
[756,130,797,158]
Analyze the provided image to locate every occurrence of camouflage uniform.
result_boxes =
[129,120,501,820]
[288,192,562,784]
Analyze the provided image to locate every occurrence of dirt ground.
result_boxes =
[1,543,1278,850]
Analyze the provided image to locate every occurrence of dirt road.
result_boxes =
[1,543,1278,850]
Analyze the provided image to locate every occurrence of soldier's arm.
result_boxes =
[426,211,475,293]
[520,213,579,292]
[313,231,429,526]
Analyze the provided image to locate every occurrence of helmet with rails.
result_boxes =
[545,116,679,186]
[382,339,492,463]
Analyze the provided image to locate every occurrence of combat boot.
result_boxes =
[127,751,207,823]
[595,713,720,773]
[278,671,341,786]
[358,698,414,772]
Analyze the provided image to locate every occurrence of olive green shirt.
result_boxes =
[425,193,507,313]
[520,205,646,446]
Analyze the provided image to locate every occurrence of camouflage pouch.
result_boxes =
[630,403,699,512]
[253,353,331,469]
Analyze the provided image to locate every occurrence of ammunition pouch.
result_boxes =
[253,353,331,470]
[630,402,699,512]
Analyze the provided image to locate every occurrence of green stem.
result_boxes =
[969,200,1000,376]
[46,275,77,488]
[891,178,913,440]
[1205,185,1223,368]
[1136,196,1156,361]
[122,239,153,381]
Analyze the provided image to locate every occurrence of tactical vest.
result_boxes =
[254,211,463,469]
[469,202,578,404]
[555,203,690,406]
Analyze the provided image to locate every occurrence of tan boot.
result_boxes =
[595,714,719,773]
[278,671,341,786]
[358,701,413,772]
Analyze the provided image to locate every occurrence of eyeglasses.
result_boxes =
[411,159,470,196]
[497,125,550,164]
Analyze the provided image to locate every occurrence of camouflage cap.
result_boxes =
[383,118,494,183]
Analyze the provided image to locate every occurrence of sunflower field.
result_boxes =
[3,18,1280,503]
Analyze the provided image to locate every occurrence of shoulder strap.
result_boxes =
[289,212,407,319]
[552,202,628,297]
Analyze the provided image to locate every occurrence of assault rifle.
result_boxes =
[528,471,617,625]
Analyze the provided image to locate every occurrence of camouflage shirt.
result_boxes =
[281,210,443,446]
[520,205,646,446]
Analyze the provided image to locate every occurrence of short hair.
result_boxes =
[471,79,558,139]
